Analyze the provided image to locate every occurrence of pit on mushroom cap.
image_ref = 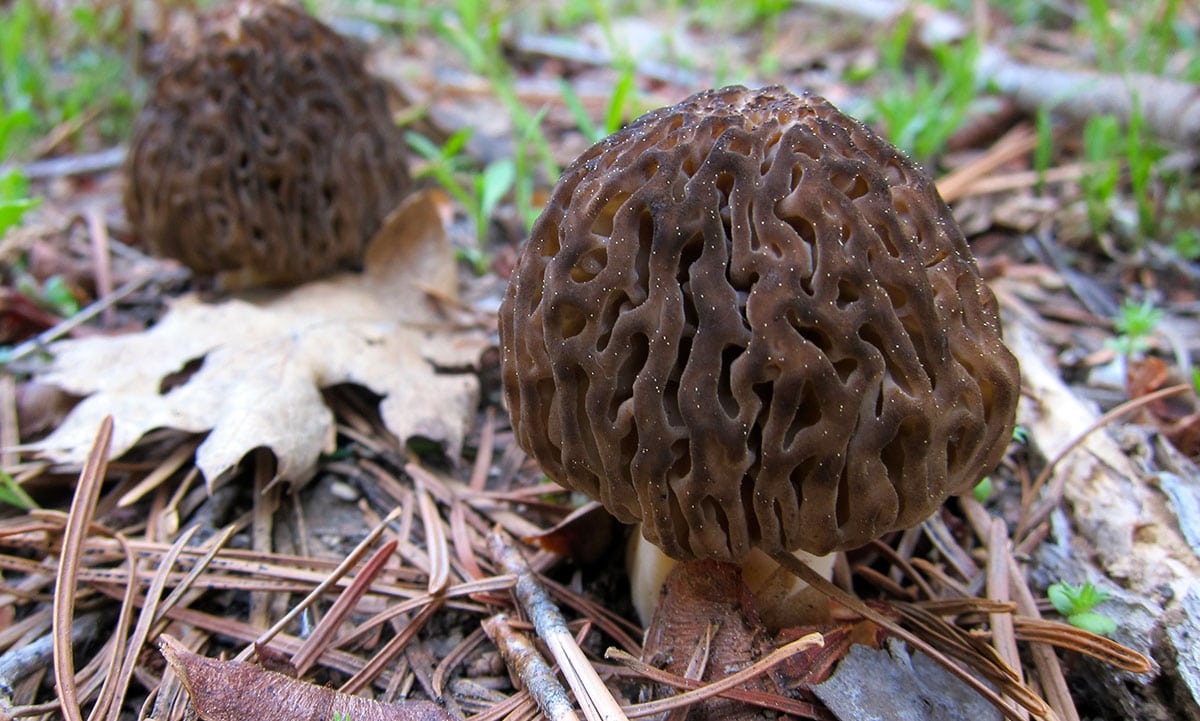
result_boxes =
[502,85,1019,576]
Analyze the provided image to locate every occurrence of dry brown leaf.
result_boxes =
[31,190,487,489]
[159,635,453,721]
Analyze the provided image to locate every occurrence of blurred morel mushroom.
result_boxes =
[124,0,411,285]
[500,86,1020,629]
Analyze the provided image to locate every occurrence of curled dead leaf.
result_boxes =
[159,635,453,721]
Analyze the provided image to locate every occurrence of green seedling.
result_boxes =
[1033,108,1054,193]
[1012,425,1029,445]
[972,476,994,504]
[861,19,982,164]
[1107,297,1162,358]
[1170,228,1200,261]
[0,0,136,159]
[559,59,639,145]
[0,470,37,511]
[1080,0,1192,77]
[1048,580,1117,636]
[407,128,514,274]
[1080,114,1121,237]
[0,170,38,236]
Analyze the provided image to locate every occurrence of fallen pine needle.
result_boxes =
[605,633,826,719]
[54,415,113,721]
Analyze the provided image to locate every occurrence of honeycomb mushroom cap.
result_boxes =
[500,86,1020,562]
[124,0,411,283]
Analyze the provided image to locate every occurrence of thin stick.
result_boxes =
[3,270,159,366]
[483,614,581,721]
[489,529,629,721]
[53,416,113,721]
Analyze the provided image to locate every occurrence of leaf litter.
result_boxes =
[27,189,488,491]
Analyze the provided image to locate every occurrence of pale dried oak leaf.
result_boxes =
[33,190,486,489]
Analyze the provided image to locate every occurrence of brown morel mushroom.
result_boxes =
[124,0,411,285]
[500,85,1019,629]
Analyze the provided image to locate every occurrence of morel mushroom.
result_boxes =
[500,85,1019,626]
[124,0,411,285]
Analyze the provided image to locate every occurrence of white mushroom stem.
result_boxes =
[627,530,837,631]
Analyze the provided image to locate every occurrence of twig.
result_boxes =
[937,124,1038,203]
[483,614,581,721]
[488,529,630,721]
[53,416,113,721]
[0,146,126,180]
[0,613,103,702]
[84,208,115,329]
[794,0,1200,145]
[2,269,159,367]
[984,516,1027,721]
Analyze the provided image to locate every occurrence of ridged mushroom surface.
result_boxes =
[124,0,411,284]
[501,85,1019,562]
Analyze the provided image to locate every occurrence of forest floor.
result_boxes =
[1,1,1199,720]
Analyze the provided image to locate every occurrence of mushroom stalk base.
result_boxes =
[628,531,836,631]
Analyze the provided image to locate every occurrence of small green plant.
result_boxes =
[0,170,38,236]
[1079,114,1122,237]
[332,712,352,721]
[860,19,982,164]
[1107,297,1163,358]
[559,60,639,145]
[972,476,994,503]
[1048,580,1117,636]
[407,129,515,274]
[0,0,136,160]
[1012,425,1029,445]
[0,470,37,511]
